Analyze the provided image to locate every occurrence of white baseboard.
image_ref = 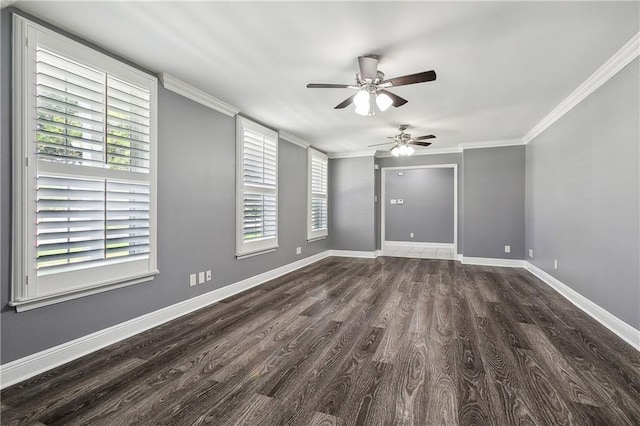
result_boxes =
[328,250,377,259]
[374,250,383,258]
[525,262,640,351]
[0,251,332,388]
[384,241,454,249]
[461,256,525,268]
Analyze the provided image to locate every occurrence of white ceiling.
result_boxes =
[13,1,640,154]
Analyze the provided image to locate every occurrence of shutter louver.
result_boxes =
[106,181,151,259]
[107,77,151,173]
[33,48,152,276]
[241,126,277,244]
[243,193,277,240]
[36,48,106,167]
[310,154,328,232]
[243,129,277,188]
[236,117,278,256]
[36,175,106,271]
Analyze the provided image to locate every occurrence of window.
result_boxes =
[11,16,158,310]
[307,148,328,241]
[236,116,278,257]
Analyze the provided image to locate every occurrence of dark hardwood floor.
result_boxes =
[2,256,640,425]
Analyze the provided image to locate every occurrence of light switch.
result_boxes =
[390,199,397,205]
[189,274,197,287]
[198,271,205,284]
[397,199,404,205]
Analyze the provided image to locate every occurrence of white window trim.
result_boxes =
[307,147,328,241]
[10,16,158,311]
[235,116,279,258]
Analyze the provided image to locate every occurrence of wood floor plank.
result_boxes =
[2,257,639,426]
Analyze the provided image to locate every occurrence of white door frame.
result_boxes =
[381,164,458,256]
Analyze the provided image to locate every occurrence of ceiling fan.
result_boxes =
[306,55,436,116]
[369,125,436,156]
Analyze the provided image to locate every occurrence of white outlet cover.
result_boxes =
[529,249,534,258]
[198,271,205,284]
[398,172,404,176]
[505,245,511,253]
[206,270,212,281]
[410,233,414,238]
[397,199,404,205]
[189,274,197,287]
[554,259,558,270]
[390,199,397,205]
[296,247,302,255]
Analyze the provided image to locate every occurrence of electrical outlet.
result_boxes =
[296,247,302,255]
[390,199,397,205]
[397,199,404,205]
[198,271,205,284]
[189,273,197,287]
[554,259,558,270]
[410,232,414,238]
[529,249,533,258]
[206,270,212,281]
[504,245,511,253]
[374,195,378,203]
[398,172,404,176]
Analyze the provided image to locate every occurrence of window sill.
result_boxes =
[236,248,277,260]
[9,271,159,312]
[307,236,328,242]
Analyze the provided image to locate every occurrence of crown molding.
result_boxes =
[328,150,377,159]
[372,138,524,158]
[1,0,17,9]
[460,138,524,150]
[523,32,640,144]
[160,73,240,118]
[279,131,310,149]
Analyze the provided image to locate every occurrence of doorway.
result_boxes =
[381,164,458,259]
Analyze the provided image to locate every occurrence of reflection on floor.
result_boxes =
[382,244,455,260]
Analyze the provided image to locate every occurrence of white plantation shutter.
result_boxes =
[236,117,278,257]
[12,16,157,309]
[307,148,328,240]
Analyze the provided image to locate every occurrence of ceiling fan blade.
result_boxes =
[334,94,356,109]
[307,83,352,89]
[382,70,436,87]
[378,89,408,107]
[409,141,432,147]
[358,55,379,80]
[414,135,436,140]
[368,142,394,147]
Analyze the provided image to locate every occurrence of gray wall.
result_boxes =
[375,153,463,251]
[463,146,526,259]
[0,11,329,363]
[328,157,376,251]
[385,168,455,243]
[526,58,639,329]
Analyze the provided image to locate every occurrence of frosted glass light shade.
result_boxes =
[376,92,392,111]
[391,146,400,156]
[355,103,369,116]
[354,90,369,108]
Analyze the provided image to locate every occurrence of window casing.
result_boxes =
[236,116,278,257]
[11,16,158,311]
[307,148,328,241]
